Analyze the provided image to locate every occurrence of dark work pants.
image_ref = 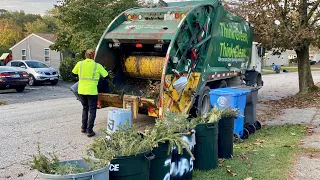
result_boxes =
[78,95,98,132]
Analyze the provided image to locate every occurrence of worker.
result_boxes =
[272,63,280,73]
[72,49,109,137]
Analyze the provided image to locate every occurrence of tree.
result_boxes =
[0,19,23,48]
[24,19,48,35]
[50,0,141,55]
[225,0,320,93]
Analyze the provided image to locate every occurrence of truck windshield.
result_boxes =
[26,61,49,68]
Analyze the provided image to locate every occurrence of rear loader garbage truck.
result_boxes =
[94,0,264,119]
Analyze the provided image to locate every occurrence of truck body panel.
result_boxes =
[95,0,257,118]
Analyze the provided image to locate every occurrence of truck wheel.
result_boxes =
[195,86,211,118]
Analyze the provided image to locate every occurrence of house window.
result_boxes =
[44,48,50,61]
[21,49,26,60]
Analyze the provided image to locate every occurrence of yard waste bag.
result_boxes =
[109,151,155,180]
[218,117,235,159]
[194,122,219,170]
[149,141,172,180]
[38,159,109,180]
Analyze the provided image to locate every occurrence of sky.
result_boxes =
[0,0,188,16]
[0,0,57,15]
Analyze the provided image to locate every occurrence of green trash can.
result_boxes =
[149,142,172,180]
[218,117,235,159]
[110,151,155,180]
[170,132,195,180]
[194,122,219,170]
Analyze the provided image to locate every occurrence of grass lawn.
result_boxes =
[193,125,306,180]
[263,65,320,73]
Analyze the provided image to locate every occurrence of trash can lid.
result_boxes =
[230,86,262,92]
[209,88,250,96]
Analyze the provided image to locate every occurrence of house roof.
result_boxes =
[9,33,56,50]
[34,33,56,42]
[0,53,10,60]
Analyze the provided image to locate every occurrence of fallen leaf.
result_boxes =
[244,177,253,180]
[226,166,231,168]
[226,169,237,176]
[248,170,253,174]
[291,133,296,136]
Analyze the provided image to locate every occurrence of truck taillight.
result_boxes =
[0,73,11,78]
[174,13,180,19]
[133,14,137,20]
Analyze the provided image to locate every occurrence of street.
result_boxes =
[1,71,320,179]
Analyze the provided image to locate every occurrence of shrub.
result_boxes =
[59,57,81,82]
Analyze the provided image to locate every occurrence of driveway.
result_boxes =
[0,81,74,104]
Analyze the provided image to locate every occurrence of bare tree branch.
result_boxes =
[307,0,320,21]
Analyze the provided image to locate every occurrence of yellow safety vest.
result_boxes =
[72,59,108,95]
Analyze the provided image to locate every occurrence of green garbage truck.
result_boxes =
[94,0,264,119]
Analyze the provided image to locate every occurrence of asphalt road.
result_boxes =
[1,71,320,179]
[0,81,74,105]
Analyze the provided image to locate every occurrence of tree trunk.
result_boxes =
[295,45,315,93]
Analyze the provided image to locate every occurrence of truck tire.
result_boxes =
[195,86,211,118]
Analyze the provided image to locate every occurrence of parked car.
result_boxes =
[0,66,29,92]
[6,60,59,86]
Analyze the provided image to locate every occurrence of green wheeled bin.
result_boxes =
[109,151,155,180]
[149,142,172,180]
[194,122,219,170]
[218,117,235,159]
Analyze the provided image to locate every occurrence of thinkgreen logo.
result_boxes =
[220,23,248,43]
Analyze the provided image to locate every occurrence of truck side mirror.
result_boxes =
[257,46,265,57]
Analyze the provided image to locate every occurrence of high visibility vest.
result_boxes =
[79,61,99,82]
[74,59,108,95]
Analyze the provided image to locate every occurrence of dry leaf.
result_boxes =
[244,177,253,180]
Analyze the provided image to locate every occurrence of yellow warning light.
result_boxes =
[127,14,132,20]
[181,13,185,18]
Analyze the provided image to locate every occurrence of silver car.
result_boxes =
[6,60,59,86]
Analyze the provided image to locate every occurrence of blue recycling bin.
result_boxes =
[209,88,250,137]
